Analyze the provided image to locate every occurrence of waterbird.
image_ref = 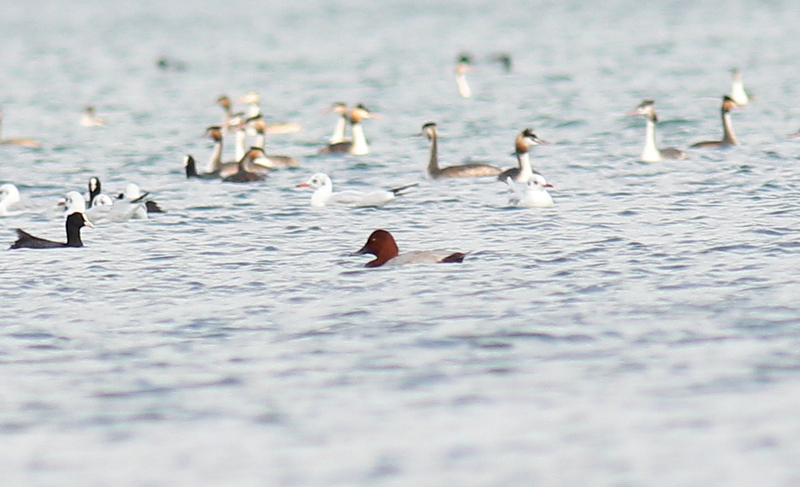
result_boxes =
[297,173,417,208]
[422,122,502,178]
[354,229,466,268]
[497,128,551,182]
[505,175,553,208]
[455,54,472,98]
[0,110,39,147]
[628,100,688,162]
[689,96,740,149]
[320,104,374,155]
[9,211,92,249]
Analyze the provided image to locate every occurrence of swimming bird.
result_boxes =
[195,126,238,178]
[237,92,301,134]
[689,96,740,149]
[217,95,245,131]
[497,128,550,182]
[297,173,417,208]
[0,183,21,216]
[729,68,750,106]
[505,175,553,208]
[117,183,163,214]
[326,102,349,144]
[184,155,219,179]
[628,100,688,162]
[422,122,502,178]
[320,104,374,155]
[222,147,269,183]
[455,54,472,98]
[354,229,466,268]
[9,211,93,249]
[248,116,299,168]
[491,53,512,72]
[63,190,143,224]
[789,130,800,139]
[0,110,39,147]
[80,106,106,127]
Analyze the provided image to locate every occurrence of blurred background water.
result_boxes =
[2,0,800,485]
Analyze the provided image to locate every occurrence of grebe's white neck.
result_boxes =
[722,110,739,145]
[208,137,223,173]
[455,72,471,98]
[234,128,246,162]
[351,122,369,155]
[330,116,347,144]
[641,117,661,162]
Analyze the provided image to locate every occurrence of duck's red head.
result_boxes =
[356,229,399,267]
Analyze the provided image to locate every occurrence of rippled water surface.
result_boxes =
[2,1,800,485]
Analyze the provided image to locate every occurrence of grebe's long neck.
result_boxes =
[455,73,471,98]
[427,132,440,176]
[208,137,223,173]
[642,117,661,162]
[234,129,246,162]
[516,149,534,180]
[351,121,369,155]
[330,116,347,144]
[722,110,738,145]
[254,130,265,150]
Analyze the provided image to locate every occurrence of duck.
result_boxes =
[326,102,349,144]
[497,128,550,182]
[222,147,269,183]
[0,110,40,147]
[505,175,553,208]
[455,54,472,98]
[184,155,219,179]
[297,173,417,208]
[117,183,163,214]
[628,100,688,162]
[729,68,750,106]
[248,116,299,168]
[689,96,740,149]
[0,183,21,216]
[80,106,106,127]
[319,104,374,155]
[422,122,502,178]
[354,229,466,268]
[9,211,92,249]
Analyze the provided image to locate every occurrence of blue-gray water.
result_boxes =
[2,1,800,485]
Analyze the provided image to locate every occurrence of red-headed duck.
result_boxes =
[355,229,466,268]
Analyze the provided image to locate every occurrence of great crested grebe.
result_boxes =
[80,106,106,127]
[248,116,298,168]
[222,147,269,183]
[297,173,417,208]
[491,53,512,72]
[10,211,93,249]
[196,125,242,178]
[422,122,502,178]
[355,229,466,268]
[689,96,740,149]
[216,95,245,131]
[0,110,39,147]
[238,91,301,134]
[505,175,553,208]
[497,128,550,182]
[320,104,374,155]
[628,100,688,162]
[455,54,472,98]
[326,102,349,144]
[729,68,750,106]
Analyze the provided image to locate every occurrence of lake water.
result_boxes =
[2,0,800,485]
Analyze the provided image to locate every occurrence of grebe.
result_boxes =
[249,117,299,168]
[297,173,417,208]
[10,211,92,249]
[199,126,239,178]
[236,92,301,134]
[497,128,550,181]
[455,54,472,98]
[628,100,688,162]
[0,111,39,147]
[327,102,349,144]
[729,69,749,106]
[320,104,374,155]
[689,96,739,149]
[422,122,502,178]
[216,95,245,131]
[491,53,512,72]
[355,229,466,268]
[222,148,269,183]
[80,106,106,127]
[505,175,553,208]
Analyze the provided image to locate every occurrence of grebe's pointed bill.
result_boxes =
[521,128,550,146]
[627,99,656,116]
